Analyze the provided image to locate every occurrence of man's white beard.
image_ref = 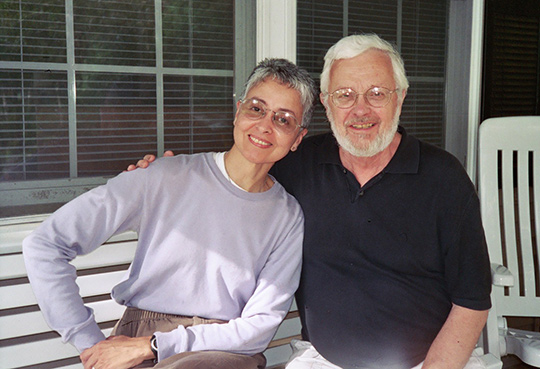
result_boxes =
[328,109,400,158]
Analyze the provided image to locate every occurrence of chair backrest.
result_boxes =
[478,116,540,317]
[0,214,301,369]
[0,214,137,369]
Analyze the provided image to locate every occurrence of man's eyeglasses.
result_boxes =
[239,98,304,135]
[327,87,398,109]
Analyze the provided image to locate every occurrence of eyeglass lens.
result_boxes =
[240,99,300,134]
[331,87,394,108]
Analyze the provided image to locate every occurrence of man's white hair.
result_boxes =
[320,34,409,101]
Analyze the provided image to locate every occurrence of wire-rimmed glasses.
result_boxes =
[239,98,304,135]
[327,87,398,109]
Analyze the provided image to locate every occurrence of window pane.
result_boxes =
[348,1,398,41]
[74,0,156,66]
[163,1,234,69]
[401,81,445,144]
[297,2,343,74]
[297,2,341,136]
[164,75,233,153]
[401,0,447,147]
[0,0,67,63]
[402,0,447,78]
[76,72,157,176]
[0,69,69,181]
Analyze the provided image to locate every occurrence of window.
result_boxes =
[297,0,449,144]
[482,0,540,119]
[2,1,451,218]
[0,0,236,216]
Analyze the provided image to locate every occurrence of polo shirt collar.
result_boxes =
[317,125,420,174]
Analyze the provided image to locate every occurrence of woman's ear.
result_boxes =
[233,100,242,125]
[291,128,308,151]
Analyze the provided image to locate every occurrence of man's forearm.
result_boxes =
[422,304,488,369]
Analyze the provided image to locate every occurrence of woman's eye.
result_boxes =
[277,117,290,125]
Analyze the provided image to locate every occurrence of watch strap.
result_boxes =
[150,334,158,360]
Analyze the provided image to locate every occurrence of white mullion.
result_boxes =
[188,0,194,154]
[18,1,27,181]
[256,0,296,62]
[65,0,77,178]
[0,61,232,78]
[466,0,486,182]
[155,0,164,155]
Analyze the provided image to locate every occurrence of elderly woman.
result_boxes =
[23,59,317,369]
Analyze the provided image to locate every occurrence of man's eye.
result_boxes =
[337,92,354,100]
[369,89,387,100]
[250,105,263,113]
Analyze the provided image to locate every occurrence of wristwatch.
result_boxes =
[150,334,158,361]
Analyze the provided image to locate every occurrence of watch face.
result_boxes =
[151,335,158,352]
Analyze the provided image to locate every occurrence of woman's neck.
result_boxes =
[224,149,274,193]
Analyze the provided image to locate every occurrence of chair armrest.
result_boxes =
[472,347,503,369]
[491,263,514,287]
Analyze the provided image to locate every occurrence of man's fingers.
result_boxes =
[143,154,157,162]
[125,151,173,172]
[136,159,150,168]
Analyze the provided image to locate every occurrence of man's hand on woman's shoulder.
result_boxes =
[126,150,175,171]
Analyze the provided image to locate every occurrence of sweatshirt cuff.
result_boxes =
[155,326,188,361]
[68,322,106,352]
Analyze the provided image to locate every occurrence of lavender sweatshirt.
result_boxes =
[23,152,303,361]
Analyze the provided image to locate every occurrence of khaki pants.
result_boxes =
[113,307,266,369]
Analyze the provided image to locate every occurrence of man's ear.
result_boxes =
[320,92,328,108]
[396,89,407,116]
[400,89,407,102]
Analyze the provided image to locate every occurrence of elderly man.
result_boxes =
[132,34,491,369]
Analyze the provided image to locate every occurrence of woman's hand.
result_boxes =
[80,335,155,369]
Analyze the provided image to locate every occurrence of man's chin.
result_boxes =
[336,136,377,157]
[330,119,397,158]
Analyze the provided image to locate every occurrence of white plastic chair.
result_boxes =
[478,116,540,367]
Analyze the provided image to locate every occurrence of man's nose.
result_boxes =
[350,96,372,114]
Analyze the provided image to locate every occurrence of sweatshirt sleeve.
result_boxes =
[155,209,304,360]
[22,170,145,352]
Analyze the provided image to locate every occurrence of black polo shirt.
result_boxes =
[271,127,491,369]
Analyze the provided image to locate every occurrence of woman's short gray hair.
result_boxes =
[242,58,317,129]
[320,34,409,100]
